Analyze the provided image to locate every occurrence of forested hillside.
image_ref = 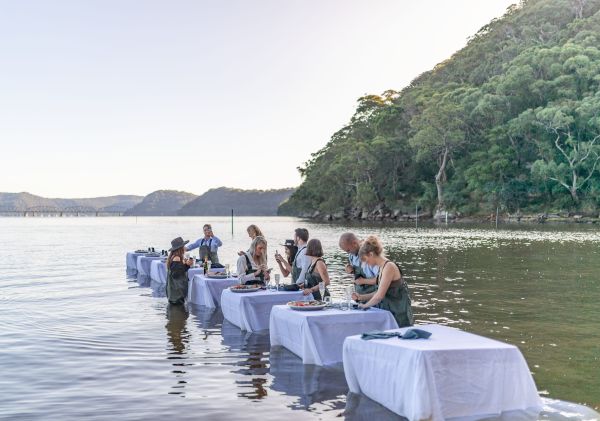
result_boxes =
[280,0,600,219]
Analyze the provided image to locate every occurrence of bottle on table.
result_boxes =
[203,256,209,274]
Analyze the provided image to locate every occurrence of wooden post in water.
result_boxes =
[445,211,448,224]
[415,204,418,231]
[231,209,234,235]
[495,206,499,229]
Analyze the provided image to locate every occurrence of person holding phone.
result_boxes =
[274,239,298,278]
[166,237,194,305]
[186,224,223,263]
[237,236,271,285]
[338,232,379,294]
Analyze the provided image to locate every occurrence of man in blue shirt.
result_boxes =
[186,224,223,263]
[338,232,379,294]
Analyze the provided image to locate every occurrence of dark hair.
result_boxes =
[294,228,309,242]
[167,247,185,267]
[284,245,298,265]
[203,224,212,230]
[306,239,323,258]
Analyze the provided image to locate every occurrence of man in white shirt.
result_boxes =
[278,228,310,285]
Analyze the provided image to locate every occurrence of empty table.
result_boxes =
[136,255,163,278]
[126,252,146,274]
[342,324,542,421]
[269,305,398,366]
[187,274,239,308]
[221,289,306,332]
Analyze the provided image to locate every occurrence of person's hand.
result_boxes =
[358,303,368,309]
[275,253,283,263]
[303,288,312,296]
[354,277,363,285]
[345,264,354,274]
[185,258,194,266]
[264,272,271,281]
[259,264,268,272]
[351,292,360,301]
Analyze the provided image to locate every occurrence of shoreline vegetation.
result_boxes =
[298,206,600,225]
[278,0,600,222]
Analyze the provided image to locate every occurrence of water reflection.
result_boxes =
[269,347,347,412]
[220,322,270,400]
[165,304,190,396]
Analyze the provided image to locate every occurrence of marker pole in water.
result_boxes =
[231,209,234,235]
[415,204,418,231]
[495,207,499,229]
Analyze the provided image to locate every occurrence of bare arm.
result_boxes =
[355,276,377,286]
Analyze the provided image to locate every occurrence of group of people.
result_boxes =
[164,224,414,327]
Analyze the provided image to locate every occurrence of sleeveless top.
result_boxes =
[304,258,330,301]
[376,261,414,327]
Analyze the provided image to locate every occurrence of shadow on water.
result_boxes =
[165,304,191,397]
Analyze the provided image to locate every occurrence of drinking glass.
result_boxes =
[318,282,325,301]
[225,264,231,277]
[269,280,277,292]
[274,274,281,290]
[323,295,331,306]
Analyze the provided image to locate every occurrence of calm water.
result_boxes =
[1,217,599,420]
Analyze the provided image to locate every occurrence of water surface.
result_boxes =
[1,217,599,420]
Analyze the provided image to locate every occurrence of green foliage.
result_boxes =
[282,0,600,216]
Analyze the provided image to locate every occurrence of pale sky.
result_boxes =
[0,0,515,198]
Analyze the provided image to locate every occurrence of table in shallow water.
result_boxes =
[150,260,167,284]
[136,255,163,278]
[269,305,398,366]
[126,252,146,274]
[342,324,543,421]
[187,274,239,308]
[221,289,306,332]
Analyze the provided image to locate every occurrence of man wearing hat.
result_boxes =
[166,236,194,305]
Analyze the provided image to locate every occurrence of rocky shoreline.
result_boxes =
[297,206,600,225]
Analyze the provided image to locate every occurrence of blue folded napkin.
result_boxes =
[361,328,431,340]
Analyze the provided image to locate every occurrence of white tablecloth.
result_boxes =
[126,252,146,273]
[270,305,398,366]
[136,255,163,277]
[150,260,167,284]
[187,274,239,308]
[343,324,542,421]
[221,289,306,332]
[186,267,224,282]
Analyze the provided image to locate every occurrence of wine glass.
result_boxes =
[225,264,231,277]
[318,282,325,301]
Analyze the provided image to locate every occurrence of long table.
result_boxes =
[126,252,147,274]
[221,289,306,332]
[188,274,239,308]
[136,255,163,278]
[150,259,167,284]
[342,324,542,421]
[269,305,398,366]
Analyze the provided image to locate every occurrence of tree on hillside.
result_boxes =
[531,97,600,203]
[410,93,466,212]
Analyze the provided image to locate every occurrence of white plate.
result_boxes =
[229,286,261,293]
[206,274,228,279]
[287,302,327,311]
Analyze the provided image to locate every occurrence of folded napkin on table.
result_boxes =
[361,328,432,340]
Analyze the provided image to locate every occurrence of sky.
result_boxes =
[0,0,516,198]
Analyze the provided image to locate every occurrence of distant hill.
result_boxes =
[179,187,296,216]
[0,192,143,211]
[124,190,197,216]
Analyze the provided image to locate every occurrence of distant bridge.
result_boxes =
[0,205,129,217]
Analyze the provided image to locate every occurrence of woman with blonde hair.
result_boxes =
[237,236,271,285]
[352,235,413,327]
[238,224,265,256]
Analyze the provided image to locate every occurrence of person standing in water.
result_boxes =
[338,232,379,295]
[166,237,194,305]
[186,224,222,263]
